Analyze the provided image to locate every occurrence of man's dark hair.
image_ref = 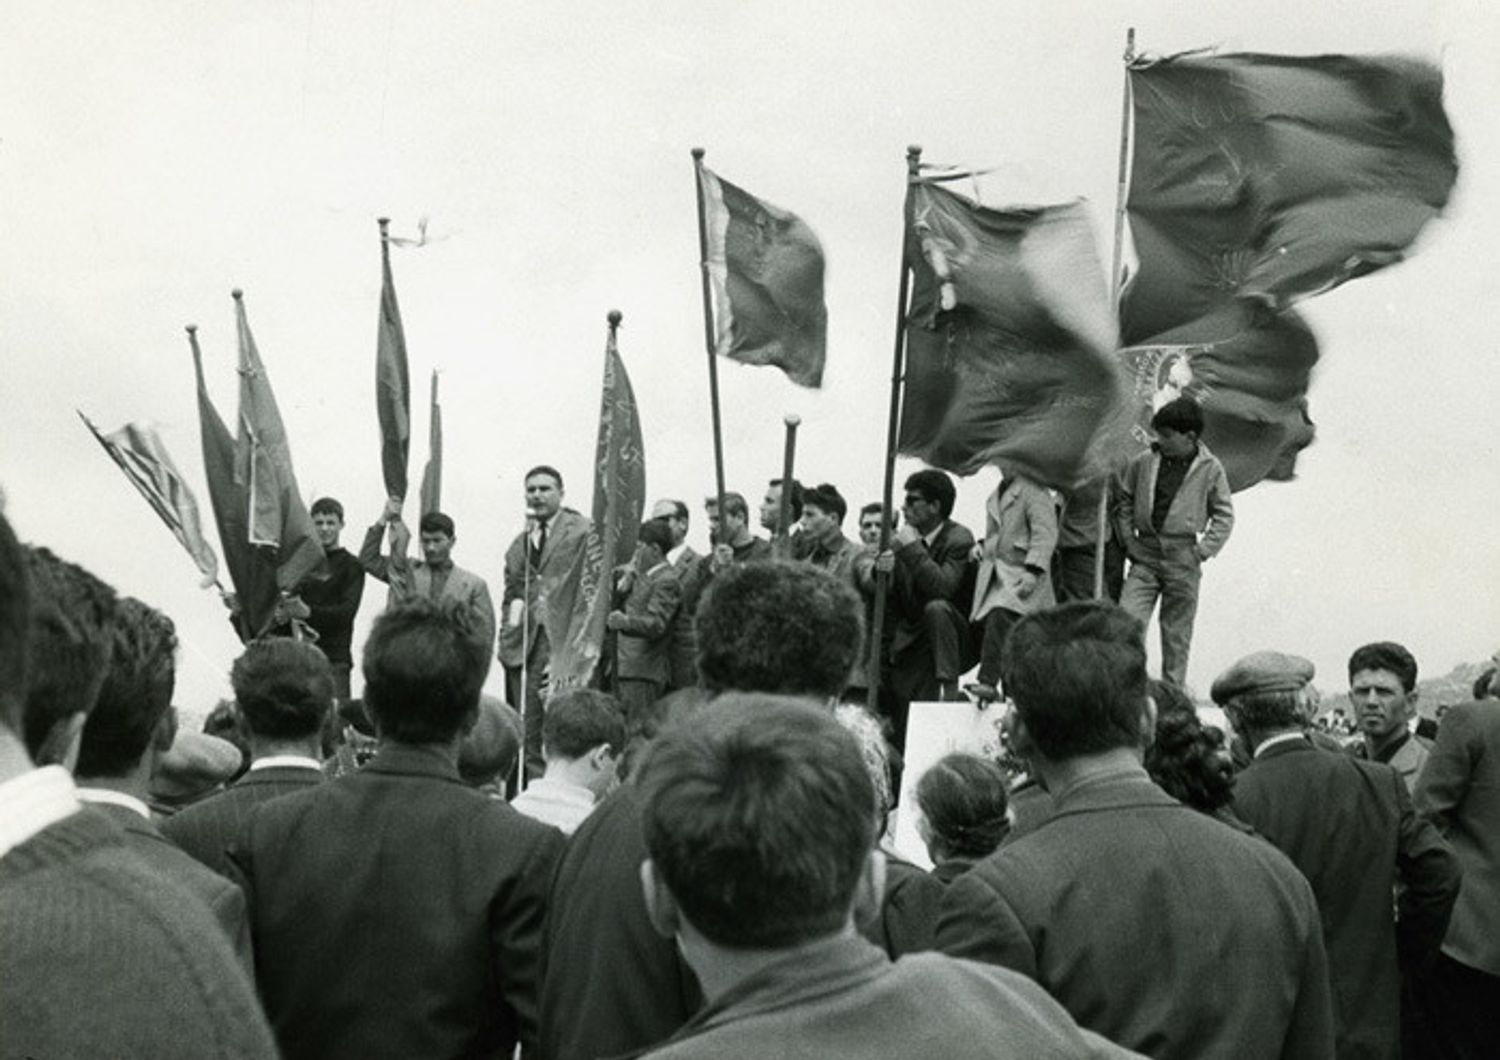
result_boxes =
[803,483,847,525]
[0,513,32,737]
[1000,601,1149,760]
[859,503,896,530]
[915,752,1010,861]
[459,696,523,787]
[637,519,674,555]
[903,469,956,520]
[418,511,456,539]
[695,562,862,698]
[1151,396,1204,435]
[231,638,335,740]
[1347,641,1418,693]
[525,465,564,490]
[543,688,625,759]
[1144,680,1235,815]
[639,694,876,948]
[362,599,486,744]
[21,547,119,758]
[769,478,804,523]
[310,497,344,521]
[75,598,178,779]
[659,499,689,521]
[706,491,749,522]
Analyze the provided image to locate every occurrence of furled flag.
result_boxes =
[1121,50,1456,486]
[375,218,412,504]
[547,313,645,689]
[232,290,325,595]
[190,324,279,638]
[897,178,1130,491]
[79,412,220,587]
[696,162,828,387]
[419,370,442,516]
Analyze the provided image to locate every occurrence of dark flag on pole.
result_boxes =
[697,164,828,388]
[419,370,442,516]
[79,412,221,587]
[547,312,645,690]
[1122,50,1456,487]
[375,218,412,503]
[897,179,1129,491]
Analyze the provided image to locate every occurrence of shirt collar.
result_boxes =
[667,542,688,565]
[1253,731,1308,758]
[0,765,81,861]
[250,755,323,773]
[645,561,670,577]
[921,521,945,549]
[76,786,152,820]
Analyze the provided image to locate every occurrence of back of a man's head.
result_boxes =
[0,513,31,738]
[694,562,862,698]
[231,638,335,741]
[638,694,877,949]
[21,546,119,761]
[362,598,485,744]
[74,597,178,780]
[543,688,625,761]
[1001,601,1149,761]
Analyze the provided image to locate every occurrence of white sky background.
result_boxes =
[2,0,1496,716]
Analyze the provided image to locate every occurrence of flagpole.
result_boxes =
[775,414,801,554]
[1095,27,1136,599]
[691,147,729,544]
[866,145,923,717]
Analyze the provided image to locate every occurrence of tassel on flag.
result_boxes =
[375,217,412,505]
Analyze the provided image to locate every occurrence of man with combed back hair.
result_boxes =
[938,602,1336,1060]
[634,695,1142,1059]
[232,598,564,1060]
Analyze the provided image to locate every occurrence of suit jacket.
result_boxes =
[937,767,1335,1060]
[231,743,565,1060]
[358,523,496,654]
[1415,699,1500,976]
[85,801,253,974]
[615,563,682,684]
[161,763,324,879]
[666,546,711,690]
[641,934,1141,1060]
[972,476,1058,620]
[890,519,977,654]
[498,508,591,670]
[1233,738,1460,1060]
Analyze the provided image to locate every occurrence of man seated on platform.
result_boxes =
[858,502,897,548]
[510,688,624,834]
[634,694,1141,1060]
[704,491,772,571]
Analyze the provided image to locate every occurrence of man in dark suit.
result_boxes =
[232,598,565,1060]
[500,465,591,780]
[650,499,710,691]
[1216,650,1460,1060]
[163,638,334,878]
[608,519,682,733]
[937,603,1336,1060]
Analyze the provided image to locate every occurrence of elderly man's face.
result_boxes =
[1349,668,1416,740]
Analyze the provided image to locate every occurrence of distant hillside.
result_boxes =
[1419,659,1494,715]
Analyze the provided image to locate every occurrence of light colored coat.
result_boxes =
[971,476,1058,622]
[1114,444,1234,560]
[497,508,591,670]
[358,524,496,654]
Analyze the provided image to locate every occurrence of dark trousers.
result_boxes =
[1052,540,1124,603]
[503,661,547,783]
[1405,952,1500,1060]
[616,678,664,740]
[975,608,1021,688]
[330,663,352,703]
[887,600,977,752]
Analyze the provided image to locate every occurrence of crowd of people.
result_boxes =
[3,392,1497,1060]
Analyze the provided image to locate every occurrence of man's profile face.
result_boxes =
[902,490,942,535]
[312,512,343,551]
[858,511,887,546]
[1155,426,1197,459]
[759,485,783,531]
[1349,668,1416,740]
[801,503,836,539]
[525,474,563,520]
[651,502,688,548]
[420,531,455,567]
[705,505,720,539]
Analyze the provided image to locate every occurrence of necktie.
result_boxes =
[532,520,548,566]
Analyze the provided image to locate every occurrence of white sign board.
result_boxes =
[887,699,1008,870]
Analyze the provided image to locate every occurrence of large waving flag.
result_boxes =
[1122,50,1456,487]
[79,412,220,587]
[547,312,645,689]
[696,163,828,388]
[419,370,442,516]
[232,290,324,595]
[897,179,1129,491]
[375,218,412,504]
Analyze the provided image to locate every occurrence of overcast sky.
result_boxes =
[2,0,1496,714]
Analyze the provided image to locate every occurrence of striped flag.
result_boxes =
[79,412,220,587]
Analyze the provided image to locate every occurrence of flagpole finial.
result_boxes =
[691,147,705,161]
[907,144,922,159]
[608,309,623,328]
[231,288,243,302]
[378,217,390,238]
[186,324,197,335]
[784,413,801,428]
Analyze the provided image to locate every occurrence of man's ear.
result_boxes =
[1006,706,1037,761]
[851,849,887,927]
[640,859,680,941]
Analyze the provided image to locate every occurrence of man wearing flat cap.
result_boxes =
[1216,651,1461,1060]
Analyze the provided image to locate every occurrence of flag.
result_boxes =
[375,221,412,503]
[419,370,442,516]
[896,179,1130,491]
[79,412,220,587]
[232,290,325,595]
[697,163,828,387]
[547,316,646,689]
[190,325,278,637]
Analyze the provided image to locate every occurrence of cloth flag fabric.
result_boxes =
[376,226,412,503]
[419,370,442,516]
[547,319,645,689]
[1121,50,1456,488]
[697,164,828,388]
[896,179,1129,491]
[79,413,220,587]
[232,291,325,595]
